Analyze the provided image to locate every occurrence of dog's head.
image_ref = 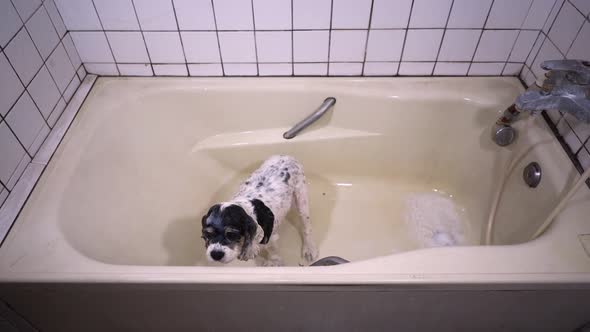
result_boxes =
[201,201,273,264]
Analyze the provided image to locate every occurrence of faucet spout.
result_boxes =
[515,88,590,123]
[491,59,590,147]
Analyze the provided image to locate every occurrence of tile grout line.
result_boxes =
[432,0,455,75]
[90,0,120,75]
[327,0,334,75]
[210,0,225,76]
[563,4,587,56]
[3,32,73,122]
[501,0,535,75]
[521,0,559,79]
[250,0,260,76]
[170,0,190,76]
[466,0,495,75]
[8,0,40,26]
[15,11,53,129]
[65,27,548,32]
[398,0,416,75]
[361,0,376,76]
[1,23,85,191]
[290,0,294,76]
[130,0,155,76]
[77,60,532,65]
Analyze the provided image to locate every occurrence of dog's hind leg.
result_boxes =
[294,176,318,263]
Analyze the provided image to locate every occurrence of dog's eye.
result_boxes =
[202,230,215,239]
[225,230,241,241]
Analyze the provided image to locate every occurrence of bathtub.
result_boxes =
[1,77,590,331]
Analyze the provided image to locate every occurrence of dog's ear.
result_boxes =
[250,199,274,244]
[238,212,259,261]
[220,205,258,261]
[202,204,221,228]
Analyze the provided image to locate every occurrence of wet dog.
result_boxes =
[201,155,318,266]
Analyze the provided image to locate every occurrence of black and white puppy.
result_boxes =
[201,155,318,266]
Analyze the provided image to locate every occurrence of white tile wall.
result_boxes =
[259,63,292,76]
[71,31,114,63]
[218,32,256,63]
[402,29,444,61]
[567,21,590,59]
[107,32,150,63]
[520,0,590,173]
[294,63,327,76]
[0,0,87,216]
[486,0,533,28]
[399,62,435,75]
[46,43,77,92]
[44,1,67,38]
[509,31,540,62]
[0,53,24,117]
[332,0,372,29]
[0,121,29,190]
[329,30,366,62]
[293,0,331,29]
[182,32,221,63]
[447,0,493,28]
[5,92,48,155]
[153,64,187,76]
[224,63,258,76]
[174,0,216,30]
[371,0,412,29]
[473,30,519,62]
[13,0,42,22]
[49,0,569,80]
[118,63,153,76]
[547,1,585,53]
[188,63,223,76]
[409,0,453,28]
[434,62,470,75]
[256,31,291,63]
[25,7,60,60]
[133,0,178,31]
[54,0,102,30]
[293,31,329,62]
[523,0,557,29]
[438,30,481,62]
[94,0,140,30]
[363,62,398,76]
[5,29,43,85]
[365,30,405,62]
[329,62,363,76]
[0,0,23,48]
[144,32,185,63]
[253,0,291,30]
[28,66,61,118]
[213,0,253,30]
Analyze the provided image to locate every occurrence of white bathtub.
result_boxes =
[1,77,590,331]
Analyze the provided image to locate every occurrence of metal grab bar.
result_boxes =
[283,97,336,139]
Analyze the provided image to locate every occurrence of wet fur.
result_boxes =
[201,155,318,266]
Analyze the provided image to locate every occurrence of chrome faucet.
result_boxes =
[492,60,590,146]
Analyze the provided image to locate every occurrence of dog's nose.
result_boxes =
[210,250,225,261]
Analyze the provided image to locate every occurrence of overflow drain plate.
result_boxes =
[523,162,542,188]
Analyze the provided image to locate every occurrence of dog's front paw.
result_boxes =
[301,242,318,263]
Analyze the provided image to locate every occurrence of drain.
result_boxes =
[523,162,542,188]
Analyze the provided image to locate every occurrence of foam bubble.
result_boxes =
[405,192,465,248]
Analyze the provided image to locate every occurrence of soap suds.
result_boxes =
[404,191,466,248]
